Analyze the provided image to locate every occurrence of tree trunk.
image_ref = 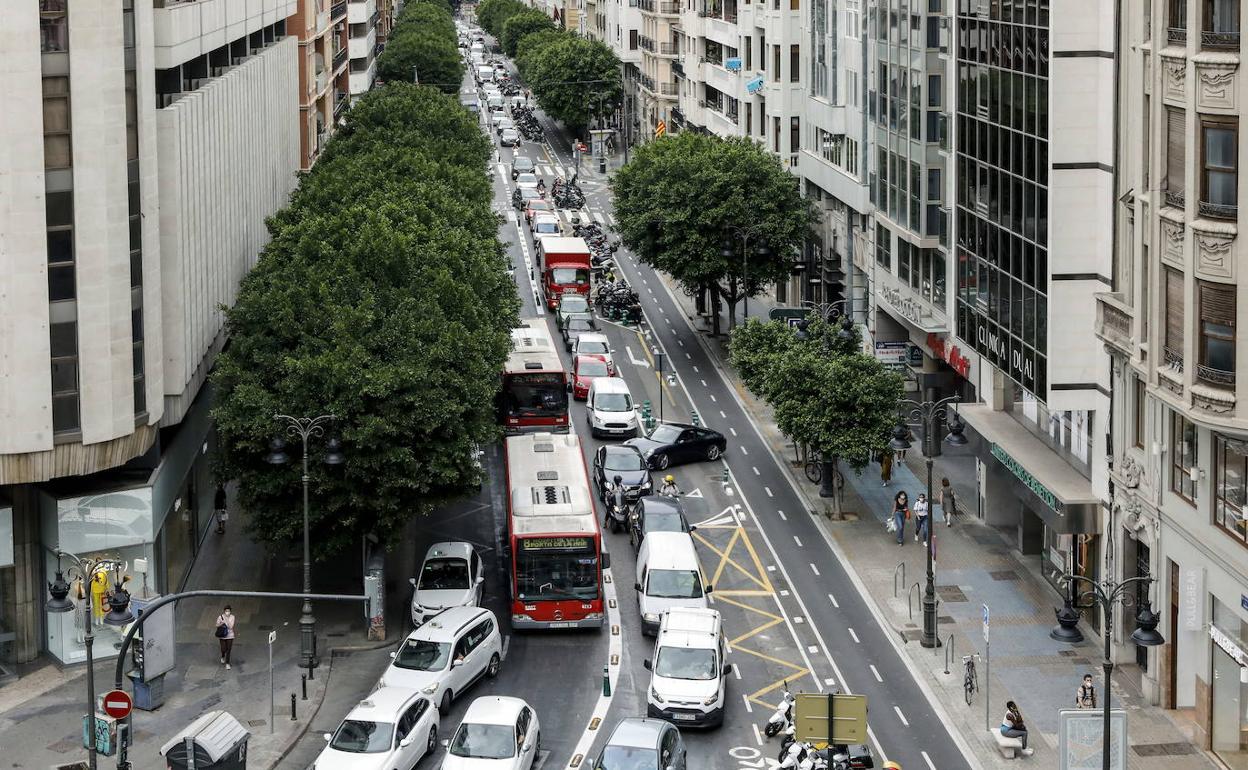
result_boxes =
[710,289,722,337]
[820,455,843,519]
[723,280,738,330]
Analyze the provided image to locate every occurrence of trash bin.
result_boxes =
[128,670,166,710]
[159,711,250,769]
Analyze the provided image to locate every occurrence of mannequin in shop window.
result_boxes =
[90,569,109,622]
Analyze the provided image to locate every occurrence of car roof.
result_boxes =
[640,495,683,515]
[423,541,473,561]
[461,696,529,725]
[607,718,667,749]
[526,198,549,207]
[408,606,493,641]
[601,443,642,457]
[346,686,422,720]
[658,606,721,644]
[576,354,608,367]
[576,332,609,345]
[513,156,534,166]
[590,376,630,393]
[534,212,560,224]
[642,532,698,569]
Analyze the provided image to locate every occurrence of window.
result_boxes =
[773,116,780,153]
[898,240,911,282]
[1202,0,1240,48]
[790,116,800,154]
[927,168,941,201]
[845,0,860,39]
[744,36,752,69]
[50,321,79,433]
[773,45,781,81]
[1214,434,1248,546]
[1166,108,1186,204]
[1133,376,1146,448]
[40,0,68,52]
[790,45,800,82]
[43,77,72,170]
[1198,281,1236,384]
[1200,119,1238,217]
[1171,411,1197,503]
[630,29,638,49]
[1164,266,1185,368]
[876,223,891,269]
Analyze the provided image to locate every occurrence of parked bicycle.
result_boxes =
[802,449,844,491]
[963,654,979,706]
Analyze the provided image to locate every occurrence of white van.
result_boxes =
[587,377,640,438]
[475,65,494,85]
[644,607,729,728]
[635,532,710,635]
[486,94,505,113]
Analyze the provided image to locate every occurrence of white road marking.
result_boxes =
[729,427,737,436]
[810,563,820,576]
[824,677,836,686]
[870,665,883,683]
[709,394,717,402]
[732,664,742,680]
[893,706,909,726]
[592,211,605,223]
[624,346,651,368]
[741,693,753,713]
[685,352,692,360]
[779,589,789,596]
[692,365,700,373]
[921,751,936,770]
[719,410,727,419]
[793,535,803,547]
[700,379,708,387]
[828,593,839,607]
[677,339,684,346]
[807,645,819,653]
[752,723,764,747]
[564,553,623,767]
[848,628,860,643]
[740,446,748,455]
[607,213,616,225]
[777,510,787,521]
[497,163,507,175]
[765,486,773,497]
[794,616,805,624]
[752,466,760,475]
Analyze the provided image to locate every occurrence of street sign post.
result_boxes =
[102,689,133,720]
[653,348,667,424]
[794,693,868,747]
[268,630,277,734]
[983,603,991,730]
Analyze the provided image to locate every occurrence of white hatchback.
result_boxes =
[313,687,438,770]
[571,333,614,373]
[441,696,541,770]
[378,606,503,715]
[411,542,484,627]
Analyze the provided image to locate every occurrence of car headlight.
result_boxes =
[643,612,659,623]
[422,684,439,694]
[649,686,666,704]
[592,414,605,425]
[703,691,721,706]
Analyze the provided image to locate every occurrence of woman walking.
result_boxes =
[891,491,910,545]
[914,493,930,544]
[940,477,956,526]
[880,450,894,487]
[215,606,236,670]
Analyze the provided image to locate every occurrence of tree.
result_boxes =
[515,28,567,79]
[525,36,622,135]
[611,133,815,335]
[501,9,557,57]
[477,0,527,38]
[727,318,801,399]
[213,84,518,557]
[377,3,462,93]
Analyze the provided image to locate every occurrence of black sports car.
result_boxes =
[592,445,652,500]
[625,422,728,470]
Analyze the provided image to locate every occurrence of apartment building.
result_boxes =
[294,0,351,168]
[348,0,379,97]
[1097,0,1248,761]
[1,0,299,677]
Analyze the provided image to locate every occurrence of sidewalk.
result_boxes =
[661,280,1216,769]
[0,491,401,770]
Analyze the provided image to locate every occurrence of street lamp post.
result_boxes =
[890,397,968,648]
[266,414,345,673]
[1050,573,1165,770]
[721,224,772,323]
[46,552,135,770]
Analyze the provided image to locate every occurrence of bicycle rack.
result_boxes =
[907,582,921,621]
[944,635,955,673]
[893,562,906,598]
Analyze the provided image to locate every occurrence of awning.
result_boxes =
[959,404,1101,534]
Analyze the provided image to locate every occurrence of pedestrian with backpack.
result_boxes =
[215,606,236,670]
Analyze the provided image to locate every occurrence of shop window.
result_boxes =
[875,223,891,269]
[1198,281,1236,386]
[1170,411,1198,504]
[1214,434,1248,546]
[1209,598,1248,767]
[1200,118,1238,218]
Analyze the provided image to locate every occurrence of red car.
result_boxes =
[571,354,611,400]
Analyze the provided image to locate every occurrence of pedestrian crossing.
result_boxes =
[548,209,613,226]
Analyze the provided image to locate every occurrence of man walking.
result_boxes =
[1075,674,1096,709]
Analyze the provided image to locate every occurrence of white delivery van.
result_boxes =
[475,65,494,85]
[644,607,729,728]
[586,377,640,438]
[635,532,710,635]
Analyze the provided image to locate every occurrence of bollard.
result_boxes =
[602,665,611,697]
[291,693,297,721]
[691,410,700,427]
[722,467,729,485]
[302,673,308,701]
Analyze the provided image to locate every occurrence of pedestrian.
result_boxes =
[1000,700,1034,756]
[1075,674,1097,709]
[215,605,236,670]
[940,477,956,526]
[891,491,909,545]
[213,483,228,534]
[914,493,930,544]
[880,449,894,487]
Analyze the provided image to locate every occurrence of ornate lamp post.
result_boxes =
[721,223,772,322]
[46,552,135,770]
[890,397,968,648]
[266,414,345,673]
[1050,573,1164,770]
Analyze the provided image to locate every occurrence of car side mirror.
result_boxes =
[323,733,333,742]
[400,737,413,748]
[634,582,643,592]
[441,739,450,748]
[723,664,733,676]
[705,584,714,593]
[409,577,417,587]
[475,576,484,585]
[389,651,397,658]
[452,659,465,667]
[688,525,698,532]
[643,659,652,670]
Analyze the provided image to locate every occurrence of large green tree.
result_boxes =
[525,36,622,135]
[515,28,567,78]
[611,133,815,335]
[476,0,527,38]
[500,9,557,57]
[376,2,462,93]
[213,85,518,557]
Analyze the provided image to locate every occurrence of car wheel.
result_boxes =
[426,724,438,757]
[655,453,670,470]
[706,444,722,461]
[486,652,501,678]
[439,689,453,715]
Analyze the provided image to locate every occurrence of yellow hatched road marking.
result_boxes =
[694,529,770,592]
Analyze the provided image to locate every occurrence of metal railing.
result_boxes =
[944,634,956,672]
[660,82,679,95]
[1164,346,1185,372]
[659,42,678,55]
[894,562,907,598]
[1167,25,1187,43]
[331,0,347,19]
[907,581,921,621]
[333,46,348,69]
[1202,29,1239,49]
[1199,199,1238,220]
[1197,363,1236,386]
[1164,188,1186,209]
[659,1,681,13]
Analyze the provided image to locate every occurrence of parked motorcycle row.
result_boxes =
[766,682,875,770]
[594,278,643,326]
[510,104,545,142]
[551,176,586,209]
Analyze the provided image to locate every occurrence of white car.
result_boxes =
[378,606,503,715]
[571,333,615,373]
[531,213,562,237]
[491,113,512,133]
[514,172,540,188]
[313,687,438,770]
[442,696,540,770]
[410,542,484,627]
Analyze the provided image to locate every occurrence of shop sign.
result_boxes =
[926,333,972,379]
[1210,625,1248,668]
[725,57,742,71]
[1241,594,1248,612]
[746,75,766,94]
[991,443,1063,513]
[1184,569,1205,631]
[875,342,920,370]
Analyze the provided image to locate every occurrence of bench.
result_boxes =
[991,729,1025,758]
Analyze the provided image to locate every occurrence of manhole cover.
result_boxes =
[248,720,266,728]
[989,570,1020,581]
[936,585,968,602]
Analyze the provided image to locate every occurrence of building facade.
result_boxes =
[1,0,299,676]
[1099,0,1248,762]
[348,0,378,97]
[294,0,351,168]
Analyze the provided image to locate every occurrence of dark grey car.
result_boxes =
[593,444,652,500]
[511,156,536,180]
[592,718,687,770]
[634,496,694,552]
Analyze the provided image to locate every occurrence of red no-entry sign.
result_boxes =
[102,689,133,719]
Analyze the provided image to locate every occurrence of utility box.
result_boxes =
[159,711,250,770]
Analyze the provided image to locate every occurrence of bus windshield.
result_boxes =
[503,372,568,418]
[515,541,600,602]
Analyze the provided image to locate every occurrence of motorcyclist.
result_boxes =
[605,474,625,528]
[659,475,680,497]
[536,178,546,195]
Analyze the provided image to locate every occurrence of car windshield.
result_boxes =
[646,511,687,532]
[499,119,514,129]
[329,720,394,753]
[560,296,589,314]
[529,200,550,211]
[394,638,451,671]
[595,393,632,412]
[535,221,559,234]
[516,542,600,601]
[503,372,568,418]
[552,268,590,285]
[419,557,469,590]
[646,569,704,599]
[649,424,683,443]
[577,339,608,354]
[603,449,645,471]
[598,746,659,770]
[654,646,717,680]
[514,158,534,171]
[448,723,516,760]
[579,360,610,377]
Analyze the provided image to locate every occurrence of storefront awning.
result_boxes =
[960,404,1101,534]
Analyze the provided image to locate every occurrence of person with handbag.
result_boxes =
[940,477,957,526]
[891,491,910,545]
[215,606,236,670]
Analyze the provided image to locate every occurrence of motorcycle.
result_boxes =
[627,505,643,550]
[765,682,795,737]
[604,482,638,533]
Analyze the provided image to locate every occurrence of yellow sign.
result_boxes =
[794,693,868,746]
[654,120,666,138]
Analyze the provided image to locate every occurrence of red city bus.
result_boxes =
[499,319,569,434]
[504,432,605,630]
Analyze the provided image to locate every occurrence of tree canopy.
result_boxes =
[523,36,622,135]
[500,9,557,57]
[476,0,527,38]
[515,28,567,76]
[611,133,814,334]
[213,84,518,557]
[376,2,463,93]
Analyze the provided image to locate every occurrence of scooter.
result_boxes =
[765,682,795,737]
[604,482,636,533]
[778,740,814,770]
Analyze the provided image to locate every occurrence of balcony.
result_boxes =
[1168,26,1187,44]
[1199,199,1238,220]
[1197,363,1236,387]
[638,74,656,94]
[672,59,685,76]
[638,35,655,52]
[1165,188,1186,209]
[1093,292,1133,355]
[660,82,679,96]
[1201,29,1240,50]
[333,45,348,70]
[659,42,678,56]
[1164,346,1185,373]
[334,91,349,117]
[331,0,347,19]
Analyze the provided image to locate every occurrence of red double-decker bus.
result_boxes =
[504,431,605,630]
[499,319,569,434]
